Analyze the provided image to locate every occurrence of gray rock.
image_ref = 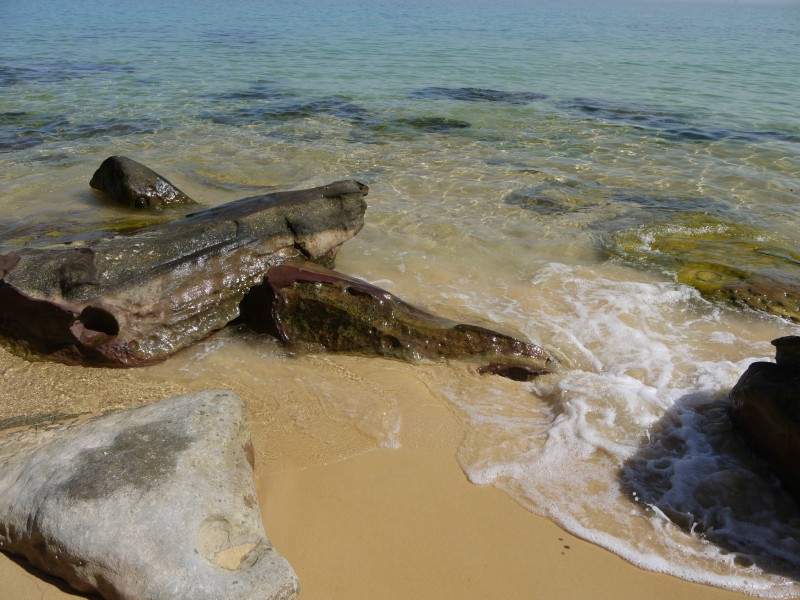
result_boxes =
[0,390,299,600]
[90,155,197,209]
[0,177,368,365]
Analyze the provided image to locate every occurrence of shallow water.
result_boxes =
[2,0,800,595]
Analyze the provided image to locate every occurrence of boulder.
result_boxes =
[90,155,197,209]
[240,260,557,377]
[729,336,800,498]
[0,390,298,600]
[0,179,368,366]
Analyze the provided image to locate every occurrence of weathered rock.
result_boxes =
[90,155,197,208]
[0,179,368,365]
[240,260,557,377]
[0,390,299,600]
[730,336,800,498]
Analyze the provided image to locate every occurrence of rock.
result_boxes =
[729,336,800,498]
[240,260,557,377]
[0,178,368,365]
[0,390,298,600]
[608,214,800,323]
[90,155,197,209]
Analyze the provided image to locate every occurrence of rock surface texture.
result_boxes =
[0,179,368,365]
[0,390,298,600]
[730,336,800,498]
[241,260,557,377]
[90,155,198,209]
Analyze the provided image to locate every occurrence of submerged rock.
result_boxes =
[608,214,800,322]
[0,389,298,600]
[90,155,196,208]
[556,97,800,143]
[240,260,557,377]
[411,87,548,103]
[730,336,800,498]
[0,177,368,365]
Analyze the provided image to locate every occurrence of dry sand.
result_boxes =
[0,346,751,600]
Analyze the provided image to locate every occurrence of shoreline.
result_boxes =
[0,356,753,600]
[0,444,751,600]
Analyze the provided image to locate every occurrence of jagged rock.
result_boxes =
[90,155,197,208]
[730,336,800,498]
[240,260,557,377]
[0,178,368,365]
[0,390,298,600]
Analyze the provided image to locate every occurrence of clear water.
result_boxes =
[3,0,800,595]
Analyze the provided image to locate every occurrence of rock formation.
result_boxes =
[239,260,557,377]
[729,336,800,498]
[90,155,197,208]
[0,390,298,600]
[0,179,368,365]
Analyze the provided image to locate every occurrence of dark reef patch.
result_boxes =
[209,80,286,101]
[0,62,134,86]
[0,112,70,152]
[0,112,160,152]
[411,87,548,104]
[557,97,800,144]
[200,95,370,125]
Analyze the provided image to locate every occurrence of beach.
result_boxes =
[0,344,750,599]
[2,0,800,595]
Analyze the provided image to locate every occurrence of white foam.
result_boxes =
[442,262,800,597]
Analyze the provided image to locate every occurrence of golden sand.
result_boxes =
[0,343,750,600]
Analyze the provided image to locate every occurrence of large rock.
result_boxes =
[0,390,298,600]
[729,336,800,498]
[240,260,557,378]
[90,155,197,209]
[0,179,368,365]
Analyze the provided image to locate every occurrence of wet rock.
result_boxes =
[242,261,557,377]
[90,155,196,208]
[0,177,368,365]
[412,87,548,103]
[0,389,298,600]
[730,336,800,498]
[607,214,800,322]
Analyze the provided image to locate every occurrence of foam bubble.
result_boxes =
[444,262,800,596]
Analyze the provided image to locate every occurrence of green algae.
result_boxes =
[608,214,800,322]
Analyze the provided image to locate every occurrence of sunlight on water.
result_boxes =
[2,0,800,594]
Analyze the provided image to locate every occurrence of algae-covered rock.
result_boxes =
[608,214,800,322]
[242,261,557,377]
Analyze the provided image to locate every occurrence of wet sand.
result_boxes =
[0,343,750,600]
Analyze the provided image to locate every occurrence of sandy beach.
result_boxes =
[0,342,752,600]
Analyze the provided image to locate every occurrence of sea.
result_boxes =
[2,0,800,595]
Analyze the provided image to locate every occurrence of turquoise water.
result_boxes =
[3,0,800,595]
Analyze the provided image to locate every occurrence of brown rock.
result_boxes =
[0,179,368,365]
[239,260,557,378]
[729,336,800,497]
